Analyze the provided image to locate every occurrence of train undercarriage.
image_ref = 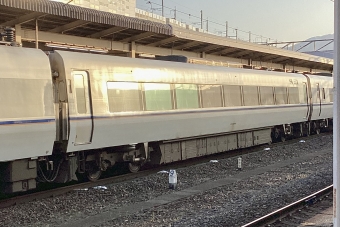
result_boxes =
[0,118,332,194]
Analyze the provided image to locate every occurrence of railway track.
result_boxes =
[0,132,330,210]
[242,185,333,227]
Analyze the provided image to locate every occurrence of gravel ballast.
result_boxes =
[0,134,333,227]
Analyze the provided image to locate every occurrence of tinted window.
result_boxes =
[144,83,172,111]
[74,74,86,114]
[275,87,287,105]
[288,87,299,104]
[200,85,222,108]
[223,85,242,107]
[107,82,142,112]
[175,84,199,109]
[243,86,259,106]
[260,86,274,105]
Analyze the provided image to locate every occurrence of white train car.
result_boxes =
[49,50,332,177]
[309,74,333,121]
[0,46,333,193]
[0,46,55,192]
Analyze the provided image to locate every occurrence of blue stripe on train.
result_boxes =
[0,119,55,125]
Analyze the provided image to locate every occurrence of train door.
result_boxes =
[302,74,313,121]
[302,82,310,120]
[73,71,94,145]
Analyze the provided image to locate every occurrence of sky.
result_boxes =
[136,0,334,43]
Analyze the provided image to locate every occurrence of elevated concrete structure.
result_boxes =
[0,0,333,73]
[51,0,136,17]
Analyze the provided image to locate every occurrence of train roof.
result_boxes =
[0,45,51,80]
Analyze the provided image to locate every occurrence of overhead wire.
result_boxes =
[139,0,277,42]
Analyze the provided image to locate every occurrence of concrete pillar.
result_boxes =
[35,19,39,49]
[200,52,206,59]
[15,24,22,44]
[248,58,252,66]
[127,41,136,58]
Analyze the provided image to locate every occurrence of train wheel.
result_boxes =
[280,134,286,142]
[272,128,280,142]
[293,124,303,138]
[273,127,285,142]
[87,167,102,181]
[315,127,321,135]
[305,123,311,137]
[128,162,141,173]
[313,122,321,135]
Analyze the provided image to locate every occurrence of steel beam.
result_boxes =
[21,29,129,51]
[268,56,290,63]
[172,41,201,50]
[231,49,253,58]
[119,31,154,43]
[211,47,240,55]
[1,12,46,26]
[49,20,90,33]
[194,44,221,53]
[260,54,283,62]
[147,36,179,47]
[88,27,128,39]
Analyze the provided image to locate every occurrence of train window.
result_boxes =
[243,86,259,106]
[200,85,222,108]
[288,87,299,104]
[274,87,287,105]
[329,88,334,102]
[175,84,199,109]
[144,83,173,111]
[223,85,242,107]
[74,74,87,114]
[322,88,326,100]
[107,82,142,112]
[259,86,274,105]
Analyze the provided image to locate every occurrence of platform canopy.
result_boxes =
[0,0,333,71]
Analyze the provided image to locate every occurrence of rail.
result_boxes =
[241,185,333,227]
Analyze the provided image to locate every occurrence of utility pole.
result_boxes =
[206,17,208,32]
[334,0,340,225]
[174,6,176,20]
[35,19,38,49]
[226,21,228,37]
[162,0,164,17]
[200,10,203,29]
